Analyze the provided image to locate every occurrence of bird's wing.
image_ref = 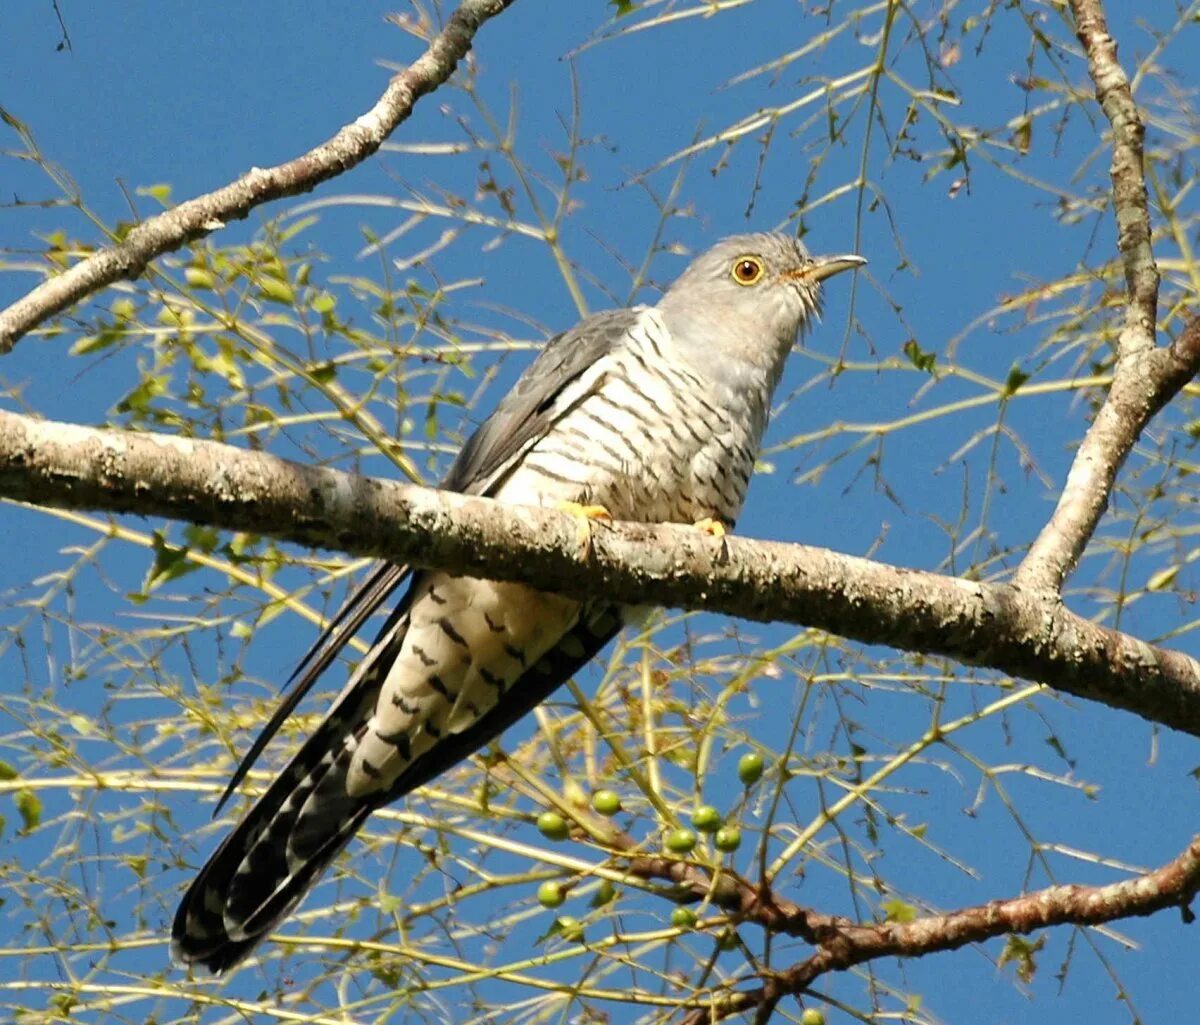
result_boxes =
[215,307,642,811]
[442,307,644,494]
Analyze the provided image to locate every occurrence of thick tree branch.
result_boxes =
[0,0,518,354]
[1016,319,1200,591]
[1016,0,1164,592]
[5,408,1200,738]
[683,834,1200,1024]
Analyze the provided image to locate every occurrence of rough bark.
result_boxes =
[5,407,1200,738]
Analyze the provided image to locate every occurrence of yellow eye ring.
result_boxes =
[731,255,764,286]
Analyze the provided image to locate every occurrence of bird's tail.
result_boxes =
[172,682,382,973]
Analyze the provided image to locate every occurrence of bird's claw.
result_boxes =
[555,501,613,556]
[693,517,728,539]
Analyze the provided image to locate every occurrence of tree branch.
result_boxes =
[684,834,1200,1024]
[5,407,1200,738]
[0,0,518,354]
[1015,0,1164,592]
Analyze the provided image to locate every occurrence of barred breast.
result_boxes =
[345,309,771,797]
[500,308,766,527]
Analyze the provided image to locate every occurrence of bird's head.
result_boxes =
[656,232,865,378]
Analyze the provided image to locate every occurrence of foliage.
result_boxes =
[1,2,1199,1024]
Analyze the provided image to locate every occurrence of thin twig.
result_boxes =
[0,0,519,353]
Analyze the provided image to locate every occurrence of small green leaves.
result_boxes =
[14,789,40,834]
[881,897,917,923]
[999,933,1046,984]
[1003,363,1030,396]
[537,811,570,841]
[903,338,937,375]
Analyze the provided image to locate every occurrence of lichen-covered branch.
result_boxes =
[0,0,518,354]
[5,407,1200,738]
[1069,0,1158,354]
[1016,319,1200,591]
[682,833,1200,1024]
[1016,0,1168,593]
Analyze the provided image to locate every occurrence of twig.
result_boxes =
[0,0,518,353]
[1015,0,1168,592]
[682,833,1200,1024]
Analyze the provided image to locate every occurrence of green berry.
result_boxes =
[691,805,722,833]
[591,789,622,816]
[537,811,570,841]
[737,752,766,786]
[665,828,697,854]
[800,1009,826,1025]
[670,906,698,929]
[537,881,565,908]
[556,916,585,942]
[716,928,740,951]
[714,826,742,852]
[591,880,617,907]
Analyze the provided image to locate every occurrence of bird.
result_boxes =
[171,231,865,972]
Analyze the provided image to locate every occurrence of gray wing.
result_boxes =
[216,307,641,811]
[443,307,642,493]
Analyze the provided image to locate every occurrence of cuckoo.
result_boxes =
[172,232,865,972]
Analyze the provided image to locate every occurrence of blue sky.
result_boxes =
[2,2,1198,1024]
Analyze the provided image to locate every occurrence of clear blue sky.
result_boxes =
[1,3,1196,1024]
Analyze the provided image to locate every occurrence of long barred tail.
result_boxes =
[172,599,624,973]
[171,705,378,973]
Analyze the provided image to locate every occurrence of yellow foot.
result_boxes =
[693,517,729,539]
[555,501,613,555]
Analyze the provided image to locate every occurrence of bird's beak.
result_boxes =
[802,254,868,283]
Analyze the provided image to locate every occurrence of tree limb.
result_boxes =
[5,407,1200,738]
[1015,0,1163,592]
[0,0,518,354]
[683,833,1200,1024]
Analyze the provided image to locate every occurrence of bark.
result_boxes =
[5,407,1200,738]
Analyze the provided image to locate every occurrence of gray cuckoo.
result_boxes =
[172,232,865,972]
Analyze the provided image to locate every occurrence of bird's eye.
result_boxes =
[731,256,764,286]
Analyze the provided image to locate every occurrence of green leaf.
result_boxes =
[144,530,199,591]
[257,276,296,305]
[1003,364,1030,396]
[136,183,173,205]
[185,266,217,291]
[308,361,338,385]
[1147,566,1179,591]
[998,933,1045,983]
[70,325,125,356]
[881,897,916,923]
[14,789,40,834]
[902,339,937,374]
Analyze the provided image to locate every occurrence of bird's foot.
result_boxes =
[555,501,613,556]
[693,516,728,539]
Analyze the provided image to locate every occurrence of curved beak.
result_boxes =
[806,253,867,283]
